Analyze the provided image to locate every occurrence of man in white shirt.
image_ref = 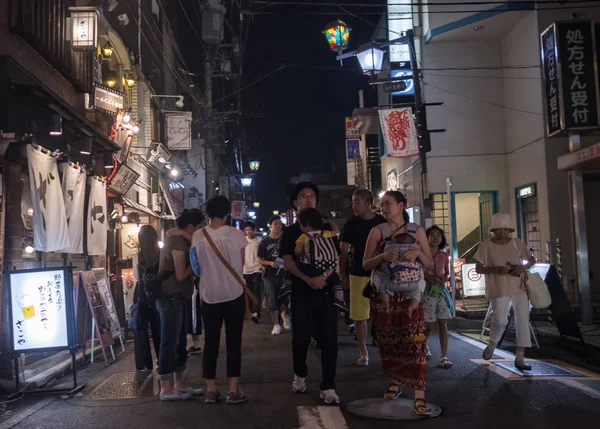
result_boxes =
[243,221,264,323]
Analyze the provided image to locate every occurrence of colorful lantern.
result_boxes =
[249,160,260,171]
[323,20,351,52]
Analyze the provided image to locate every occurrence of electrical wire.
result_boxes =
[423,81,543,115]
[424,73,540,80]
[254,0,600,7]
[212,65,286,104]
[248,4,600,14]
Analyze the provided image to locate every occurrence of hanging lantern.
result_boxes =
[102,41,114,58]
[125,73,136,88]
[69,7,99,50]
[249,160,260,171]
[106,72,117,88]
[323,20,351,53]
[356,45,385,75]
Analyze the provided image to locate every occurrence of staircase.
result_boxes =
[458,226,481,262]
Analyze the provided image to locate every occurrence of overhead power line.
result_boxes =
[253,0,600,6]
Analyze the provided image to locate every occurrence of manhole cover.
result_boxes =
[492,361,586,377]
[88,371,159,399]
[345,398,442,420]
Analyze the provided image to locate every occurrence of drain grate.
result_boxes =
[492,361,586,377]
[88,371,159,399]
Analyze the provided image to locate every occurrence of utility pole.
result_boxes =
[408,29,431,216]
[205,57,217,200]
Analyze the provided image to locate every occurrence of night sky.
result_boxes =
[178,2,379,226]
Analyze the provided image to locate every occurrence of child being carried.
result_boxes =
[294,208,349,313]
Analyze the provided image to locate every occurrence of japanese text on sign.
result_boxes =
[565,28,589,124]
[542,25,561,136]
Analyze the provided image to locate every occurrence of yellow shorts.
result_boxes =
[349,275,371,321]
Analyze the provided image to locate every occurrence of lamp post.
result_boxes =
[323,20,351,65]
[356,45,385,75]
[249,160,260,172]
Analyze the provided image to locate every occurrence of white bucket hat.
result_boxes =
[489,213,515,232]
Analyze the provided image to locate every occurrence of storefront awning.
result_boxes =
[121,196,161,219]
[352,108,379,135]
[557,142,600,171]
[1,56,119,152]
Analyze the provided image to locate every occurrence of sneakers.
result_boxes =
[292,375,306,393]
[226,389,248,404]
[160,391,192,402]
[282,314,292,330]
[205,390,221,404]
[482,345,494,361]
[187,346,202,356]
[176,387,204,397]
[333,298,349,313]
[251,312,260,324]
[320,389,340,404]
[425,345,432,361]
[271,324,282,335]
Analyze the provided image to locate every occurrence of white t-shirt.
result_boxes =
[192,225,248,304]
[243,236,264,275]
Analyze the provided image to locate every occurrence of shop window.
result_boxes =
[431,194,450,238]
[516,184,540,260]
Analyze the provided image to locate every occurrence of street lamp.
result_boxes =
[241,177,253,187]
[248,211,256,217]
[323,20,351,59]
[273,210,279,215]
[253,202,260,208]
[249,160,260,171]
[356,45,385,75]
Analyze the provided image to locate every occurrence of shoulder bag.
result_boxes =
[201,228,258,320]
[511,239,551,309]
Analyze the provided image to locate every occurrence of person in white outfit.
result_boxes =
[474,213,536,370]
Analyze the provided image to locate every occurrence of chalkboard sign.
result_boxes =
[8,267,74,353]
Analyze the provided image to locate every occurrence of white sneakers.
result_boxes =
[320,389,340,404]
[292,375,306,393]
[271,324,282,335]
[292,376,340,405]
[282,314,292,330]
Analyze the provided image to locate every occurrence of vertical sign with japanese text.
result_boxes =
[557,21,600,132]
[541,24,562,136]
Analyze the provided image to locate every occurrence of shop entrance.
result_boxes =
[516,184,541,261]
[584,173,600,301]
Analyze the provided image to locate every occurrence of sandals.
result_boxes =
[383,383,402,400]
[357,356,369,367]
[439,357,453,369]
[414,398,432,416]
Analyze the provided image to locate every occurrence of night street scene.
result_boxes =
[2,1,600,428]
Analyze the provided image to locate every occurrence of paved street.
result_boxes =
[1,319,600,429]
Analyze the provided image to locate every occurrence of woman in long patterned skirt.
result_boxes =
[364,191,431,416]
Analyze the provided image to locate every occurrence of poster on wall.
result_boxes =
[231,200,246,220]
[59,163,86,254]
[387,168,398,191]
[9,267,72,352]
[346,139,360,161]
[87,178,107,256]
[345,117,359,138]
[92,268,122,339]
[378,108,419,159]
[120,223,140,260]
[27,145,71,252]
[166,112,192,150]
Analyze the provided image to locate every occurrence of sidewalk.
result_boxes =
[1,319,599,429]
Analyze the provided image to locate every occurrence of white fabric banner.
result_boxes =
[59,163,86,254]
[87,178,107,256]
[26,145,71,252]
[378,108,419,159]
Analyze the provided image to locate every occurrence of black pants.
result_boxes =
[292,293,338,390]
[202,294,245,380]
[244,273,262,315]
[133,284,161,370]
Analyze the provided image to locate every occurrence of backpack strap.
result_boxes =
[405,222,418,239]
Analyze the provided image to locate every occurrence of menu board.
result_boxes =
[80,270,115,346]
[92,268,122,338]
[9,268,71,352]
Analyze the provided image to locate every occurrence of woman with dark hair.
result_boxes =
[157,209,205,401]
[132,225,161,371]
[423,226,453,369]
[363,190,433,416]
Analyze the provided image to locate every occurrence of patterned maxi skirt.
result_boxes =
[371,293,427,391]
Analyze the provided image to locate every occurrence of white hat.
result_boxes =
[489,213,515,232]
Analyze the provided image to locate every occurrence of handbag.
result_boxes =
[201,228,258,320]
[511,239,551,309]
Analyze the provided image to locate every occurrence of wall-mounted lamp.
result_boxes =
[106,72,117,88]
[79,136,92,155]
[49,114,62,136]
[102,41,114,58]
[125,73,136,88]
